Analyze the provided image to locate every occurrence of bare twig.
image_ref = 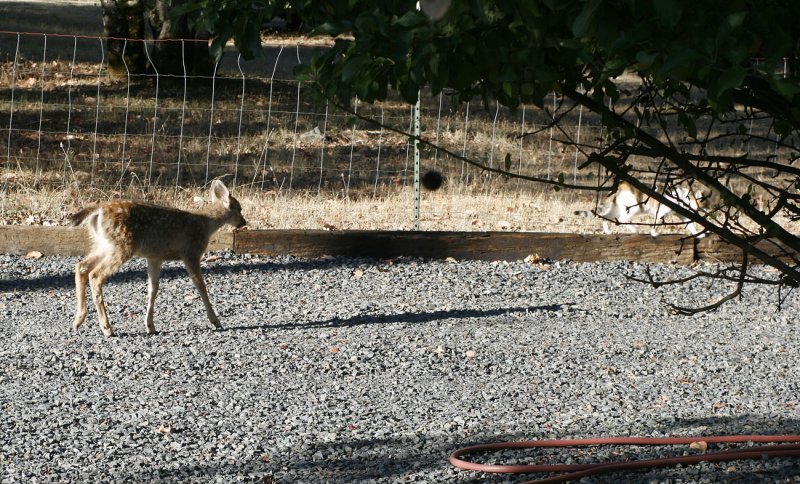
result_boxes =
[668,252,749,316]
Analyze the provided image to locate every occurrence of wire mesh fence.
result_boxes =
[0,31,609,230]
[0,32,601,183]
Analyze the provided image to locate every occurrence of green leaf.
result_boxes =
[602,80,620,102]
[341,56,368,84]
[502,82,513,98]
[653,0,683,28]
[769,77,800,100]
[293,64,315,82]
[715,66,746,94]
[394,11,425,28]
[571,0,600,37]
[209,37,226,62]
[654,48,698,80]
[521,82,535,97]
[504,153,512,171]
[727,11,747,28]
[775,120,793,137]
[635,51,658,68]
[314,21,350,36]
[170,2,203,16]
[236,22,263,60]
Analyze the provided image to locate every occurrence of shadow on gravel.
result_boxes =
[109,432,527,483]
[340,416,800,483]
[112,419,799,483]
[0,260,263,292]
[0,266,181,293]
[211,257,458,273]
[0,256,488,293]
[227,304,565,332]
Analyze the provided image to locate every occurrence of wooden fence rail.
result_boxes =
[0,226,792,265]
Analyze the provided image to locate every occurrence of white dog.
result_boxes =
[578,181,709,237]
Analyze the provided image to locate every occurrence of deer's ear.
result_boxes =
[210,179,230,204]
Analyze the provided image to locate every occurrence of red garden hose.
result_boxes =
[449,435,800,483]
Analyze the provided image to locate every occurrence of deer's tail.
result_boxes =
[70,206,99,227]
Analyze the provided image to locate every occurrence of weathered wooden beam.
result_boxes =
[0,226,233,256]
[234,230,696,264]
[0,226,89,257]
[696,235,798,264]
[2,226,795,266]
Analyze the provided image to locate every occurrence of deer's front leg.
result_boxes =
[183,256,222,330]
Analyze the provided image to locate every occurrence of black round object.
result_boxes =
[421,170,444,191]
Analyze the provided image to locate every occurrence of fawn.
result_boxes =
[71,179,247,337]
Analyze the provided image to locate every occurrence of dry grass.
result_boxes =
[0,173,607,233]
[13,179,786,236]
[243,186,600,233]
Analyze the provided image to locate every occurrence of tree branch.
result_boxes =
[561,85,800,284]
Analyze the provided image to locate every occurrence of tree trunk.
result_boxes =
[100,0,215,79]
[101,0,146,77]
[148,0,214,77]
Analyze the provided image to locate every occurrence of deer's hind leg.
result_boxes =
[600,203,638,234]
[88,250,130,337]
[74,253,101,330]
[144,258,163,334]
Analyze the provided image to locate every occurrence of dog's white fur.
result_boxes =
[587,181,708,237]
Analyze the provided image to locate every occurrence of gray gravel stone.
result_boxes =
[0,253,799,483]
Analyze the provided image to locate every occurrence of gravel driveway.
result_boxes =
[1,252,798,482]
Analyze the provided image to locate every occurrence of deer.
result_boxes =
[71,179,247,337]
